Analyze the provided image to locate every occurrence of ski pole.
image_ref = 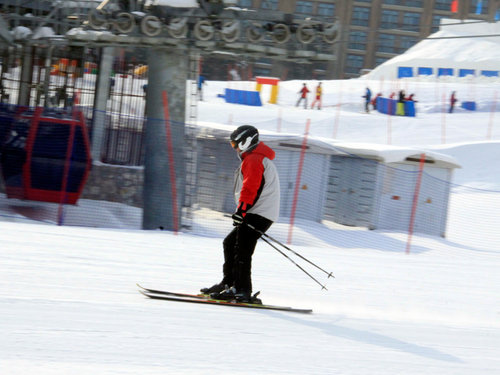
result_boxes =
[246,222,335,279]
[259,235,328,290]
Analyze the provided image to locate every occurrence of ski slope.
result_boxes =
[2,43,500,375]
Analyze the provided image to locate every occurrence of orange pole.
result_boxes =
[287,119,311,245]
[406,153,426,254]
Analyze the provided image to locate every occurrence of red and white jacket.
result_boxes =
[233,142,280,222]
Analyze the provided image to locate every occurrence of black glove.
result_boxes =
[232,211,244,226]
[232,202,251,226]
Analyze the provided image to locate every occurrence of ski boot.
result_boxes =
[210,286,236,300]
[200,282,226,295]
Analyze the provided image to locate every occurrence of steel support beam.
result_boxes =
[142,48,188,230]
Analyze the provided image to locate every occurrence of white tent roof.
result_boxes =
[365,19,500,81]
[196,122,460,169]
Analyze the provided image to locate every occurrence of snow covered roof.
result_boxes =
[322,140,461,169]
[365,19,500,81]
[196,121,460,169]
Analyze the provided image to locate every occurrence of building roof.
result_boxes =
[196,121,461,169]
[365,19,500,81]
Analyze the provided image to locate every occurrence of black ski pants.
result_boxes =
[222,213,272,294]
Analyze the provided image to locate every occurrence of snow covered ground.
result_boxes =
[2,42,500,374]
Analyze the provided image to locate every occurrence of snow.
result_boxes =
[2,21,500,375]
[365,18,500,80]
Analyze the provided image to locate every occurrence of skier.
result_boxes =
[371,92,382,110]
[362,87,372,113]
[449,91,458,113]
[197,75,206,101]
[310,82,323,110]
[201,125,280,303]
[296,83,310,109]
[398,90,406,103]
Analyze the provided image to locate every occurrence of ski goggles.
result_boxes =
[230,140,238,149]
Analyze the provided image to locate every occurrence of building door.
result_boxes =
[325,156,378,227]
[274,150,329,222]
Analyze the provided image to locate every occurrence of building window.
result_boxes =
[432,15,444,32]
[375,56,389,67]
[317,3,335,18]
[256,57,272,65]
[434,0,451,11]
[378,33,396,53]
[349,31,367,50]
[384,0,423,6]
[403,12,421,30]
[296,1,313,14]
[469,0,489,14]
[381,10,399,29]
[352,6,370,26]
[346,54,364,74]
[406,0,423,7]
[253,67,271,76]
[239,0,253,7]
[399,36,417,52]
[261,0,278,10]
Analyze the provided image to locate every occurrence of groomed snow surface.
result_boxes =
[2,76,500,374]
[3,40,500,374]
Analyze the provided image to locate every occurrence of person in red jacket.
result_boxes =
[201,125,280,303]
[296,83,310,109]
[449,91,458,113]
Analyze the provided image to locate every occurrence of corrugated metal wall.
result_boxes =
[273,148,329,222]
[324,156,379,227]
[373,163,451,237]
[195,138,239,213]
[194,138,331,222]
[193,136,454,237]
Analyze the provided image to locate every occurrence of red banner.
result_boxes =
[451,0,458,12]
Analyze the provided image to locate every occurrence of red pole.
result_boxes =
[287,119,311,244]
[57,91,80,225]
[406,153,426,254]
[162,90,179,234]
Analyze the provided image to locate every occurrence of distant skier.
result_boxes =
[398,90,406,103]
[371,92,382,110]
[310,82,323,110]
[362,87,372,113]
[406,93,417,102]
[449,91,458,113]
[200,125,280,303]
[197,75,206,101]
[296,83,310,109]
[397,90,407,116]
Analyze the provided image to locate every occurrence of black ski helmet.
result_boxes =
[230,125,259,152]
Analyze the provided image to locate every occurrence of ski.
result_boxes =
[138,288,313,314]
[137,283,208,299]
